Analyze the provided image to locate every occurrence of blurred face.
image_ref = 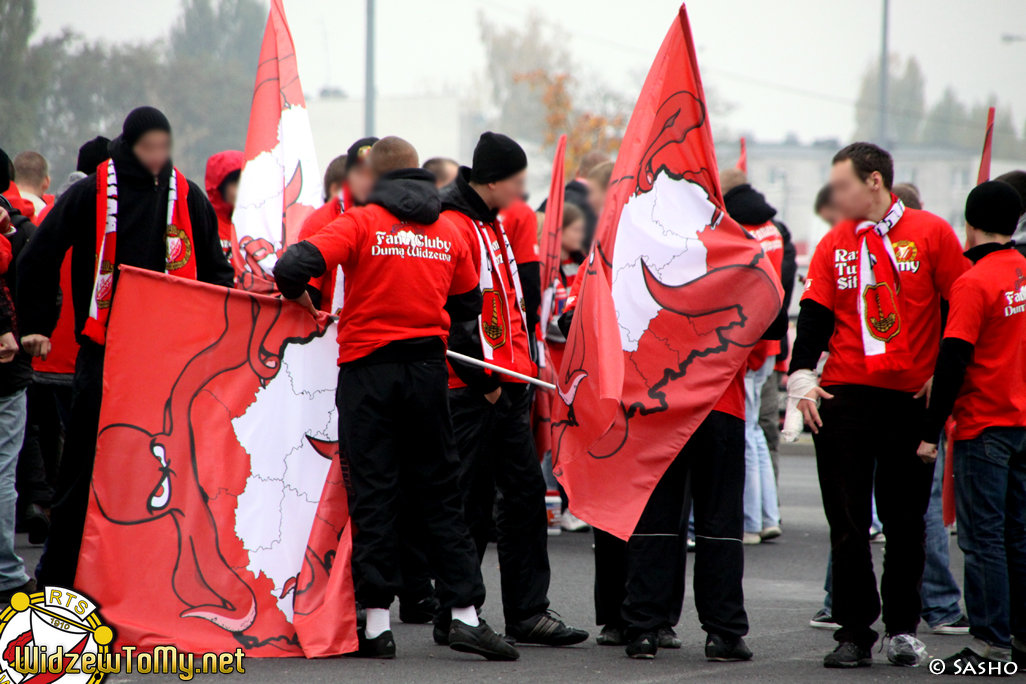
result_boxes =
[133,130,172,176]
[327,180,343,200]
[829,159,883,221]
[562,217,585,255]
[488,169,527,210]
[347,164,375,204]
[588,183,606,216]
[817,205,841,227]
[222,180,239,208]
[435,161,458,189]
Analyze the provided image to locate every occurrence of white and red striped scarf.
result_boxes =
[855,196,909,372]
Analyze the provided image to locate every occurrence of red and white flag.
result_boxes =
[232,0,322,293]
[552,4,783,540]
[736,136,747,173]
[77,267,357,657]
[539,134,568,352]
[977,106,995,185]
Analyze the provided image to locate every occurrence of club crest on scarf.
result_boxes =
[166,224,193,271]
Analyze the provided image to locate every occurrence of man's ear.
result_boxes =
[42,176,50,193]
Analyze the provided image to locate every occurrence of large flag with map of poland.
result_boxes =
[76,267,357,657]
[232,0,322,293]
[551,4,784,541]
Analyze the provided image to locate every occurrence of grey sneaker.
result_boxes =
[887,633,927,667]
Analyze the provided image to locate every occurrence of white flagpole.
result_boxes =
[446,350,556,391]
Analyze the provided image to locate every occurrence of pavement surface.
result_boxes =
[17,446,972,682]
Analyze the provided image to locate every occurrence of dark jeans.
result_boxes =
[449,383,550,624]
[36,343,104,585]
[337,358,485,611]
[594,478,690,629]
[813,384,933,647]
[16,382,69,516]
[953,427,1026,649]
[624,410,748,639]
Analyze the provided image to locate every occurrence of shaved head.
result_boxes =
[370,136,419,177]
[719,168,747,194]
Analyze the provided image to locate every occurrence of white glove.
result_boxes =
[782,369,819,442]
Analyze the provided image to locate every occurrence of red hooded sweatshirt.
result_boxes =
[205,150,244,261]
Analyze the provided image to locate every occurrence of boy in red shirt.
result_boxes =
[274,137,517,661]
[919,181,1026,672]
[788,142,969,668]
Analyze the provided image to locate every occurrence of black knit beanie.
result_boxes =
[122,106,171,148]
[77,136,112,174]
[346,137,379,171]
[965,180,1023,236]
[470,132,527,184]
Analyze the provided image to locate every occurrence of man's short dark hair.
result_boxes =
[322,155,347,202]
[814,184,832,213]
[892,182,922,211]
[371,136,418,176]
[423,157,458,176]
[13,151,48,187]
[994,170,1026,216]
[832,142,893,190]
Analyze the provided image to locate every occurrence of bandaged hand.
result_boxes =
[782,369,834,441]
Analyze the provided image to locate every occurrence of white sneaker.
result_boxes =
[560,510,590,532]
[886,633,927,667]
[742,532,762,545]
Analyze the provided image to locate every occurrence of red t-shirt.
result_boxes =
[802,208,969,393]
[498,198,540,265]
[299,197,344,311]
[944,247,1026,440]
[745,220,785,370]
[306,205,478,364]
[713,366,746,421]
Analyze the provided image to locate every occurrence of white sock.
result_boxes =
[451,605,479,627]
[364,607,390,639]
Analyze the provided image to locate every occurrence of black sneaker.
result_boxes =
[399,595,439,624]
[1012,637,1025,668]
[343,629,396,659]
[505,610,589,646]
[809,608,840,630]
[658,626,682,649]
[625,632,658,659]
[448,619,519,661]
[705,633,752,661]
[433,614,451,645]
[0,579,36,607]
[355,602,366,630]
[935,648,1013,676]
[931,615,970,635]
[596,625,626,646]
[23,504,49,545]
[823,641,872,668]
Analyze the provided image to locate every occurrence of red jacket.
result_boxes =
[2,186,36,223]
[204,150,244,260]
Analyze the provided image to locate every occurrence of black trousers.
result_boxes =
[624,410,748,639]
[594,473,690,628]
[36,342,104,585]
[813,384,934,647]
[16,382,65,515]
[338,358,485,611]
[450,383,550,624]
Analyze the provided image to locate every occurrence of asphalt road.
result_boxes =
[18,447,971,683]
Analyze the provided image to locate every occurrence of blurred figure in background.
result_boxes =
[12,152,51,219]
[995,170,1026,259]
[587,160,614,219]
[892,183,922,211]
[423,157,459,189]
[205,150,244,261]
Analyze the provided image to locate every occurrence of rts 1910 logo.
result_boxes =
[0,586,114,684]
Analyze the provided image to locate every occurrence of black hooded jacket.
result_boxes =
[17,136,234,344]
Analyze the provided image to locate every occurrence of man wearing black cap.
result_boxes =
[439,132,588,647]
[17,106,234,586]
[298,136,379,313]
[918,181,1026,673]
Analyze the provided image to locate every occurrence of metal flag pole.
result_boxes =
[446,350,557,391]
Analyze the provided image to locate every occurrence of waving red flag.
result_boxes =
[539,134,568,339]
[552,4,783,540]
[232,0,322,293]
[977,106,995,185]
[76,268,357,657]
[736,136,747,173]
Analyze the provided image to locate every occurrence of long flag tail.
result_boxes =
[976,106,995,185]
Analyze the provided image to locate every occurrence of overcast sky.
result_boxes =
[35,0,1026,143]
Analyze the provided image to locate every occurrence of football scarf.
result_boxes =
[854,196,909,372]
[470,218,528,367]
[83,159,197,345]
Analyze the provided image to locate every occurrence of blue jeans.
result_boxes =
[744,360,779,533]
[0,389,31,590]
[954,427,1026,649]
[921,438,963,628]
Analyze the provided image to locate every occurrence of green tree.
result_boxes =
[921,87,972,149]
[853,54,925,145]
[0,0,56,156]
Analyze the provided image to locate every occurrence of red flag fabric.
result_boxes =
[977,106,995,186]
[540,135,568,355]
[76,267,358,657]
[942,418,957,527]
[552,4,783,540]
[232,0,322,293]
[736,136,747,173]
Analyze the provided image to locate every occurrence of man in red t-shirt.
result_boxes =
[439,132,587,647]
[788,143,969,668]
[918,181,1026,671]
[274,137,517,662]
